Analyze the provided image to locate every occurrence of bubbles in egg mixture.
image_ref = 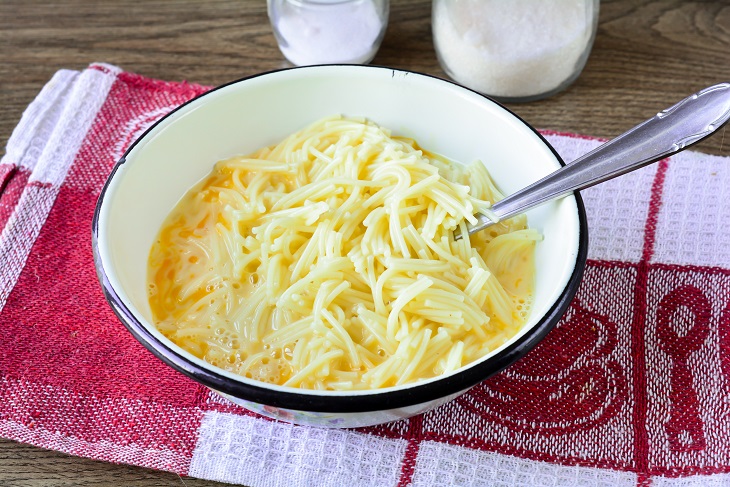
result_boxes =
[247,356,291,384]
[513,294,534,321]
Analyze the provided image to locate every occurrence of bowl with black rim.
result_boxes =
[92,65,587,428]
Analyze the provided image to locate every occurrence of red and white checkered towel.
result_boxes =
[2,63,730,487]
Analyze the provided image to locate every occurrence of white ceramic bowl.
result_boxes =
[92,65,588,428]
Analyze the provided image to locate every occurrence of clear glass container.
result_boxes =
[432,0,599,102]
[268,0,390,66]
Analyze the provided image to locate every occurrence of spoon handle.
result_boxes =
[465,82,730,236]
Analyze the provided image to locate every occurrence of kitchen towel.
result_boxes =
[1,63,730,487]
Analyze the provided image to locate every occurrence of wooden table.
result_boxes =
[1,0,728,485]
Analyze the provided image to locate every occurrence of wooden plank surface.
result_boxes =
[0,0,728,485]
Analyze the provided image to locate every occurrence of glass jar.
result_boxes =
[432,0,599,102]
[268,0,390,66]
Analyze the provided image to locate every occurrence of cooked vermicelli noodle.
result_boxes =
[148,116,540,390]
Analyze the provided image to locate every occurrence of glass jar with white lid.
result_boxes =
[432,0,600,102]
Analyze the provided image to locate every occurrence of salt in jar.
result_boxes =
[432,0,599,102]
[268,0,390,66]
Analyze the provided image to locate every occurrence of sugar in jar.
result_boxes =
[432,0,599,102]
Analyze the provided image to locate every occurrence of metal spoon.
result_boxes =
[459,82,730,239]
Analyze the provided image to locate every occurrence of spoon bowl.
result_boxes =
[460,82,730,239]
